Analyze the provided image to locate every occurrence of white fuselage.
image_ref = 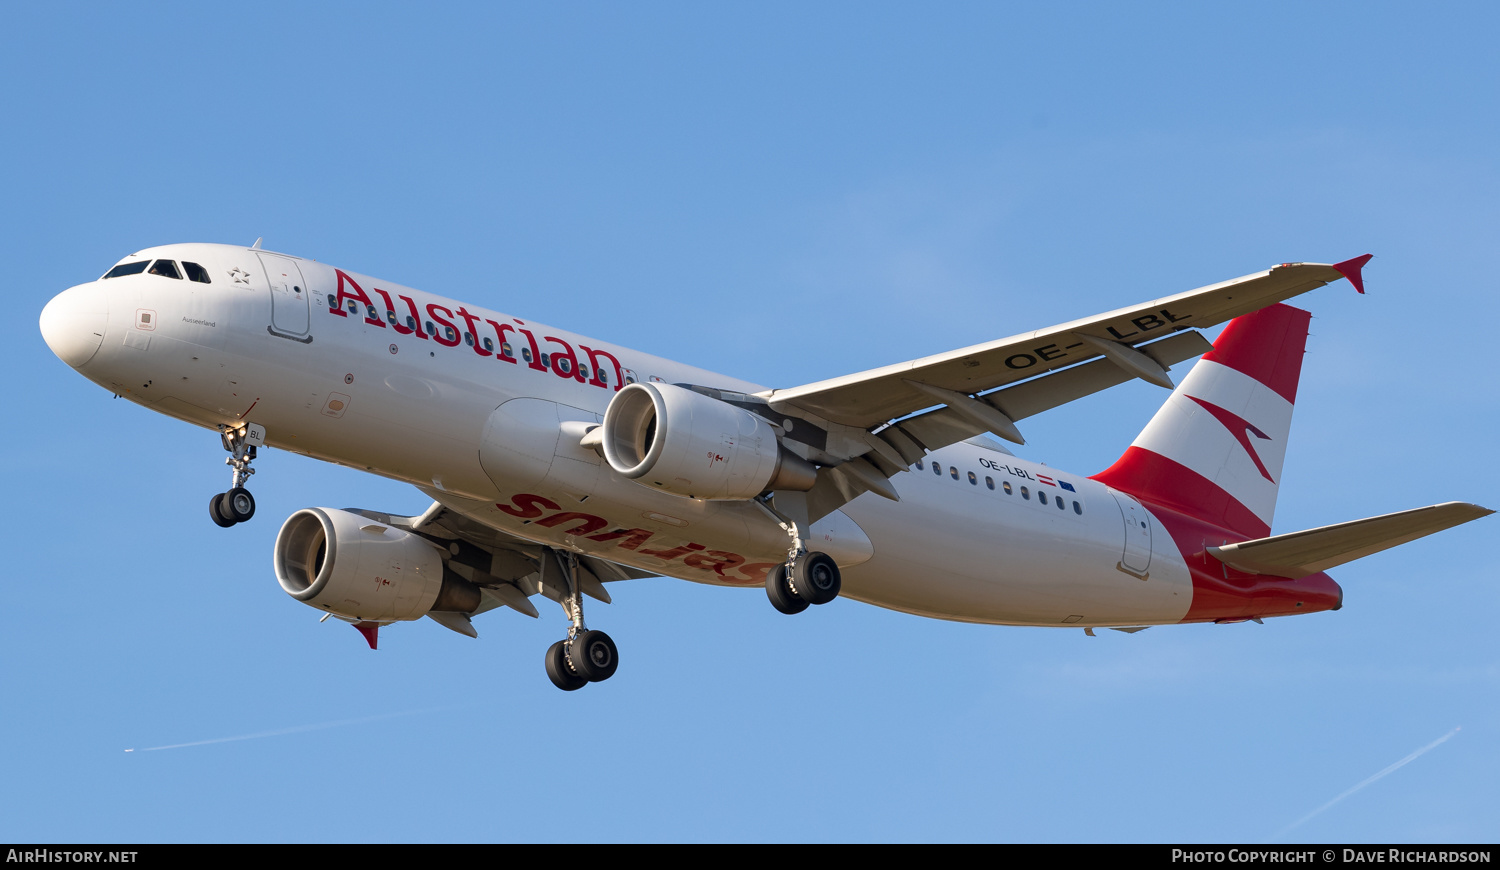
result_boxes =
[48,243,1195,628]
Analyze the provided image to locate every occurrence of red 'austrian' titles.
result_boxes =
[328,269,629,393]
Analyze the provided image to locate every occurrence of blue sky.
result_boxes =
[2,2,1496,843]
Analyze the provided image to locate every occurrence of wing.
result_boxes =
[750,257,1371,521]
[348,500,652,632]
[765,258,1368,429]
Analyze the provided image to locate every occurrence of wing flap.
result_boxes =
[1207,502,1493,578]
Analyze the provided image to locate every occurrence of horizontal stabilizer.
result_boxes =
[1207,502,1493,578]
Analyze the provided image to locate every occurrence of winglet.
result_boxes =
[353,621,380,649]
[1332,254,1373,294]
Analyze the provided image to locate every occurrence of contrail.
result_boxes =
[1270,726,1461,840]
[124,708,446,752]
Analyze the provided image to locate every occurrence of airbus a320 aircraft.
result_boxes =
[39,243,1491,690]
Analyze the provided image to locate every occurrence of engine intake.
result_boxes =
[601,382,815,500]
[274,508,480,622]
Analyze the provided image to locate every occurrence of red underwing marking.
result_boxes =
[493,493,768,584]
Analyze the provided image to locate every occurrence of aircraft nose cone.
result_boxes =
[40,282,109,368]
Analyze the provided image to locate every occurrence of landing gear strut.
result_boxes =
[756,493,842,615]
[542,549,619,691]
[210,423,264,527]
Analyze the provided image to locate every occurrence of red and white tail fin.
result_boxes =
[1092,303,1312,539]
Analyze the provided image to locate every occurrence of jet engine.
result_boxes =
[601,382,816,500]
[273,508,480,622]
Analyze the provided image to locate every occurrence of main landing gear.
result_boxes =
[210,423,265,528]
[756,493,842,615]
[543,549,619,692]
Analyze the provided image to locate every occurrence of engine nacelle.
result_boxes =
[273,508,480,622]
[601,382,816,500]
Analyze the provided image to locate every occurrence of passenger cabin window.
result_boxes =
[103,261,151,278]
[1073,501,1083,515]
[1003,481,1013,495]
[1057,497,1066,510]
[425,321,436,336]
[915,460,924,470]
[949,467,958,480]
[967,471,977,485]
[183,262,211,283]
[464,332,475,347]
[386,311,399,327]
[985,476,994,490]
[522,347,533,363]
[501,342,513,358]
[1020,486,1030,500]
[148,260,182,279]
[1039,491,1048,506]
[932,463,942,476]
[482,337,494,352]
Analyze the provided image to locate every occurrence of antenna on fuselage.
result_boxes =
[251,237,263,250]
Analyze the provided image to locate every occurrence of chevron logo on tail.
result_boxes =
[1187,396,1276,483]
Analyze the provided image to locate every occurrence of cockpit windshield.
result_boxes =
[102,261,150,279]
[103,258,213,283]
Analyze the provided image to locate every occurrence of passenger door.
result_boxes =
[258,253,311,340]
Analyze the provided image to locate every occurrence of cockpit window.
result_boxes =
[102,261,150,279]
[183,261,212,284]
[148,260,183,279]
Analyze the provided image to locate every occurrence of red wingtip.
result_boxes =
[1332,254,1373,294]
[353,621,380,650]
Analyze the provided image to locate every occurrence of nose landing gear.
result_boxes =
[210,423,264,527]
[542,549,620,692]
